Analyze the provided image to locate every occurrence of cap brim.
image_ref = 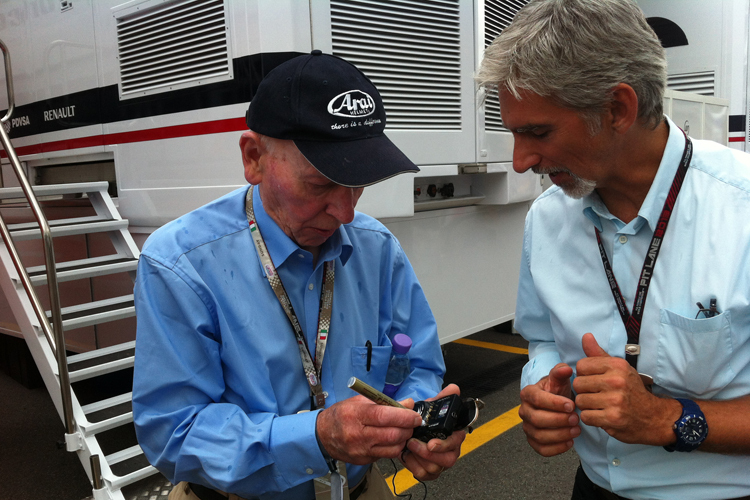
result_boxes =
[294,135,419,188]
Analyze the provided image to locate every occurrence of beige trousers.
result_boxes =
[168,464,394,500]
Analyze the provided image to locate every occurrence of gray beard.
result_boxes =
[533,167,596,199]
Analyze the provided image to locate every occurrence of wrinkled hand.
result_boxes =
[519,362,579,457]
[316,394,422,465]
[399,384,466,481]
[574,333,678,445]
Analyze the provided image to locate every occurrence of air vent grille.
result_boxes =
[331,0,462,130]
[116,0,231,98]
[484,0,529,132]
[667,71,715,96]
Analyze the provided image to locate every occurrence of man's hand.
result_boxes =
[316,395,422,465]
[573,333,679,445]
[519,362,579,457]
[399,384,466,481]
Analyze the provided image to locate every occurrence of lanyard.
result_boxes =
[245,187,334,409]
[596,132,692,369]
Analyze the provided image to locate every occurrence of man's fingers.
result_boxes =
[400,448,449,481]
[547,363,574,396]
[521,383,575,413]
[519,403,579,430]
[426,430,465,453]
[361,404,422,428]
[428,383,461,401]
[526,435,576,457]
[522,420,580,444]
[400,431,464,482]
[582,333,609,358]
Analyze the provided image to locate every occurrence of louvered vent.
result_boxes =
[330,0,462,130]
[116,0,231,99]
[484,0,530,132]
[667,71,715,96]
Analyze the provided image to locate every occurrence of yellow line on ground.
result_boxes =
[452,338,529,355]
[385,405,523,494]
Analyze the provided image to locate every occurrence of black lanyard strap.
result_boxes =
[595,131,692,369]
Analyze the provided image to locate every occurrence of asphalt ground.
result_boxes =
[0,328,580,500]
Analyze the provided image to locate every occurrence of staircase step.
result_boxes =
[45,294,135,332]
[8,216,129,241]
[67,341,135,383]
[0,181,109,200]
[25,255,139,285]
[105,445,159,490]
[80,392,133,436]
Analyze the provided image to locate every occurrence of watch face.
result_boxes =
[679,415,708,444]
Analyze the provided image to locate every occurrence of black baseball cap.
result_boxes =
[245,50,419,187]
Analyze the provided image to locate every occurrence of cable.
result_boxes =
[389,459,427,500]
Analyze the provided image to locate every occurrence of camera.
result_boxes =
[411,395,484,442]
[346,377,484,442]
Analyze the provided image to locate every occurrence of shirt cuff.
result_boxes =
[269,409,329,488]
[520,350,562,388]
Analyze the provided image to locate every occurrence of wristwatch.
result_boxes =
[664,398,708,452]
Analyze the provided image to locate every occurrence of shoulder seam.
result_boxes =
[143,226,249,271]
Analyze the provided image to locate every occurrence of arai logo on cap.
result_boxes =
[327,90,375,118]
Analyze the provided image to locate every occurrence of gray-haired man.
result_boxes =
[478,1,750,499]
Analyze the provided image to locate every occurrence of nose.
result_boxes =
[512,137,542,174]
[326,186,363,224]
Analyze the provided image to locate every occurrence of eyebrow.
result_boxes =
[513,124,546,134]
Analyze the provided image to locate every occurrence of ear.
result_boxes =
[608,83,639,134]
[240,130,263,185]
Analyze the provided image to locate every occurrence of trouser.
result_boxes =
[169,463,394,500]
[571,464,750,500]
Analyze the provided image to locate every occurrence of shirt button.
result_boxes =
[612,458,621,466]
[308,283,314,291]
[618,235,628,244]
[298,253,305,259]
[306,467,314,475]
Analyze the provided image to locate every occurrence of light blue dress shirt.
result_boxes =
[132,184,444,500]
[516,117,750,499]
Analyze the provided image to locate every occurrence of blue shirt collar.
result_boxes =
[250,184,353,275]
[582,116,686,234]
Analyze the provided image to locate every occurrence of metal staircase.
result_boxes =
[0,40,158,500]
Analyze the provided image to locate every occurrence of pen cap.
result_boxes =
[392,334,412,355]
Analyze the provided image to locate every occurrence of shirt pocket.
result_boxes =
[350,345,391,395]
[655,308,735,399]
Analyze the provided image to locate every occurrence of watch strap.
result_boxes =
[664,398,707,453]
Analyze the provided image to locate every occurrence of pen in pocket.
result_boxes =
[365,340,372,372]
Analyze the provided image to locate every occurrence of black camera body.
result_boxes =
[411,395,483,442]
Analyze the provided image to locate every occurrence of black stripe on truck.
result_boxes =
[3,52,302,139]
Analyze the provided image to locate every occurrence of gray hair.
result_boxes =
[477,0,667,131]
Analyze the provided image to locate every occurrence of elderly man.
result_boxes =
[132,51,464,500]
[478,0,750,499]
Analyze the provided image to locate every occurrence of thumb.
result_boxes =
[547,363,573,396]
[582,333,609,358]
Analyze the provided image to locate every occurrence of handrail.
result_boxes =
[0,38,75,436]
[0,40,13,124]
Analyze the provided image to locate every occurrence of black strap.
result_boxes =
[188,483,228,500]
[596,132,692,368]
[349,474,369,500]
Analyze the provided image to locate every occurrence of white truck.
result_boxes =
[638,0,748,151]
